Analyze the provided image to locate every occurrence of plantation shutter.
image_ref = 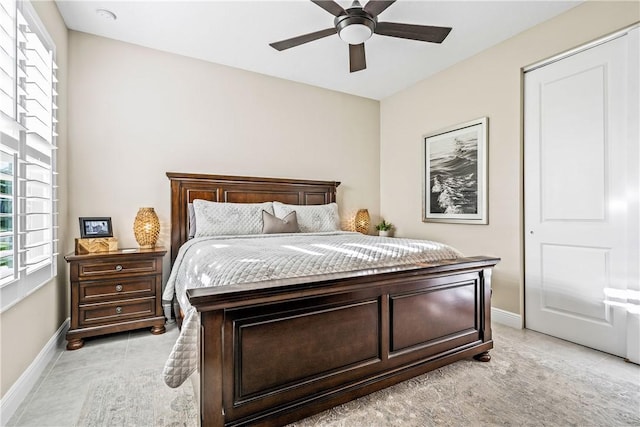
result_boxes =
[18,7,58,273]
[0,0,17,285]
[0,1,58,311]
[0,0,16,122]
[0,148,16,283]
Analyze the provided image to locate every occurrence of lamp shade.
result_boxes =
[133,207,160,248]
[354,209,370,234]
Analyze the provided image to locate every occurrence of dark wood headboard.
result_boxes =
[166,172,341,264]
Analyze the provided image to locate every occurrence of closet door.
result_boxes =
[524,28,639,359]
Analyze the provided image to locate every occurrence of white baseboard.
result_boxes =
[0,318,69,425]
[492,307,523,329]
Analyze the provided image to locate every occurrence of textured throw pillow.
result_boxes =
[272,202,341,233]
[193,200,274,237]
[262,210,300,234]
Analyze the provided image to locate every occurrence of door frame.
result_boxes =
[523,23,638,74]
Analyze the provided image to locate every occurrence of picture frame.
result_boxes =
[422,117,488,224]
[79,217,113,238]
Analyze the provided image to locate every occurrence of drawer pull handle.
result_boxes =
[115,306,123,314]
[115,265,123,271]
[115,284,123,292]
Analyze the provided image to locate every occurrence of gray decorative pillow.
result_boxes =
[272,202,341,233]
[262,210,300,234]
[193,200,274,237]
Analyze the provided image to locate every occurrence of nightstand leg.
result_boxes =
[150,324,166,335]
[66,338,84,350]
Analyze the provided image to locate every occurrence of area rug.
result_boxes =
[290,341,640,427]
[75,369,197,427]
[75,336,639,427]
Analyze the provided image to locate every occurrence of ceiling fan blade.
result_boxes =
[270,28,337,51]
[363,0,396,16]
[349,43,366,73]
[375,22,452,43]
[311,0,346,17]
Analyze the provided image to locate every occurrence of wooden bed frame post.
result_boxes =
[482,266,493,342]
[473,266,493,363]
[201,311,224,426]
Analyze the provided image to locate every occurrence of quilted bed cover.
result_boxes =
[162,231,462,388]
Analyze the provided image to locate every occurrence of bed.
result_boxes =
[164,172,499,427]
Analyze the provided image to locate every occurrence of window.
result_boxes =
[0,0,58,312]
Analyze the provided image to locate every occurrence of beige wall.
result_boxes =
[380,1,640,315]
[67,31,381,275]
[0,0,68,399]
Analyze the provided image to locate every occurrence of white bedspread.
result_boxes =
[162,232,462,387]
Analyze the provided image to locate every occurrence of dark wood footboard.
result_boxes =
[188,256,498,427]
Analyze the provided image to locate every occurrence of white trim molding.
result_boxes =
[524,22,639,73]
[492,307,523,329]
[0,318,69,425]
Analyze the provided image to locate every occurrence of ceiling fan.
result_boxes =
[269,0,452,73]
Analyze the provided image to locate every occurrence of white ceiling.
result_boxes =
[55,0,580,100]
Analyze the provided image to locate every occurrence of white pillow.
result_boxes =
[193,200,274,237]
[272,202,341,233]
[187,203,196,239]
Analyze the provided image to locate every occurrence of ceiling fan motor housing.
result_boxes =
[335,8,377,44]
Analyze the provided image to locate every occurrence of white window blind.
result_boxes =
[0,0,16,124]
[0,148,16,283]
[0,0,57,313]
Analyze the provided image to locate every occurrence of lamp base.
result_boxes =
[137,244,156,249]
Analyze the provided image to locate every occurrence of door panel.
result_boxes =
[540,244,611,323]
[540,65,606,221]
[524,31,638,358]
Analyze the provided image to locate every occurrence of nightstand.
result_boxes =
[64,247,167,350]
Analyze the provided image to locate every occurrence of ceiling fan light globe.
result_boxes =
[339,24,373,44]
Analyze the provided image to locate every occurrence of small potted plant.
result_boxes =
[375,220,393,237]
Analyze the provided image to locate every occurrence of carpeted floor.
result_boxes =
[289,333,640,426]
[75,369,197,427]
[70,324,639,427]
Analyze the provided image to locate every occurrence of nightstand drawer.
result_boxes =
[79,276,156,303]
[77,258,159,279]
[79,298,155,326]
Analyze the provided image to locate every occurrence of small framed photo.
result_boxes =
[423,117,489,224]
[79,217,113,238]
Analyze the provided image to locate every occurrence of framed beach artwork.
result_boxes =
[422,117,488,224]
